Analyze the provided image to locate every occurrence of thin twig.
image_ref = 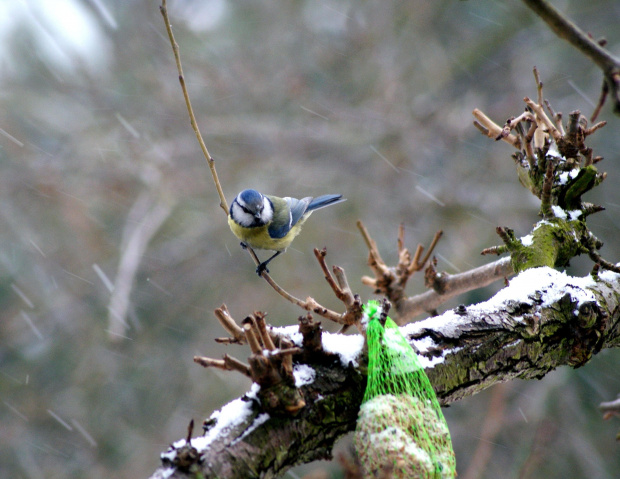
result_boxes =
[269,348,303,361]
[584,121,607,136]
[356,220,391,280]
[587,250,620,274]
[522,0,619,71]
[314,248,358,311]
[251,251,360,326]
[160,0,228,214]
[591,81,609,122]
[314,248,345,300]
[161,2,280,283]
[415,230,443,271]
[193,355,252,377]
[600,396,620,417]
[534,66,544,106]
[522,0,620,117]
[223,354,253,377]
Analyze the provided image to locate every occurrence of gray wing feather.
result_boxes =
[267,196,312,239]
[287,196,312,227]
[267,195,339,239]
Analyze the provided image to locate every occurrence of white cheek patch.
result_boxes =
[232,202,255,227]
[260,198,274,223]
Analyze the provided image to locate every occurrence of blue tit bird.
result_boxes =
[228,189,346,275]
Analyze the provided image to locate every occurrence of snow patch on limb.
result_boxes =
[150,467,176,479]
[480,267,596,309]
[161,383,261,464]
[231,413,270,445]
[599,269,620,283]
[558,168,580,185]
[415,341,464,369]
[271,324,303,346]
[550,205,583,221]
[551,205,567,219]
[321,331,365,367]
[190,396,254,451]
[293,364,316,387]
[275,268,605,372]
[273,267,611,374]
[568,210,582,220]
[272,324,365,367]
[403,267,600,366]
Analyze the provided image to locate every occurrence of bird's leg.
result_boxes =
[256,250,282,276]
[240,242,248,250]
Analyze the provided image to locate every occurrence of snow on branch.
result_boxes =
[150,267,620,479]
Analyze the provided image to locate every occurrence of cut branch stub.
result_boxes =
[298,313,323,355]
[247,352,305,415]
[214,304,246,344]
[195,308,308,416]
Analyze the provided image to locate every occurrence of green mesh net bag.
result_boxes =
[354,301,456,478]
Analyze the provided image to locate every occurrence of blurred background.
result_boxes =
[1,0,619,477]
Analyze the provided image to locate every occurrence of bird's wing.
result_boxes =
[287,196,313,227]
[267,196,311,239]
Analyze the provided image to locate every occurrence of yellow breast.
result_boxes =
[228,215,306,251]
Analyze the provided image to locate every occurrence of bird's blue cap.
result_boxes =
[239,189,262,203]
[238,189,264,210]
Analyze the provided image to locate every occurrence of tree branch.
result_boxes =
[160,0,228,213]
[149,268,620,479]
[522,0,620,118]
[358,216,515,323]
[256,248,364,327]
[395,256,514,322]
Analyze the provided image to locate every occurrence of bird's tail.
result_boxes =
[307,194,346,211]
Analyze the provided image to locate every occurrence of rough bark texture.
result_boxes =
[150,270,620,479]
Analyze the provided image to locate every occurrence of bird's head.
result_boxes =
[230,189,274,227]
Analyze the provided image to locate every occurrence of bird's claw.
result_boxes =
[256,263,269,276]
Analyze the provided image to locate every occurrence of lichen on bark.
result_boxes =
[476,71,615,275]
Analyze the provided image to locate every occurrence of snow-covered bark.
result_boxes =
[149,267,620,479]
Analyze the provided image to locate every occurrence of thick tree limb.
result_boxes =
[396,256,514,322]
[149,268,620,479]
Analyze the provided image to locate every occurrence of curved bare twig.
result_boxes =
[522,0,620,119]
[160,0,228,213]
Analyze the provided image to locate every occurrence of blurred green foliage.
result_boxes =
[0,1,619,478]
